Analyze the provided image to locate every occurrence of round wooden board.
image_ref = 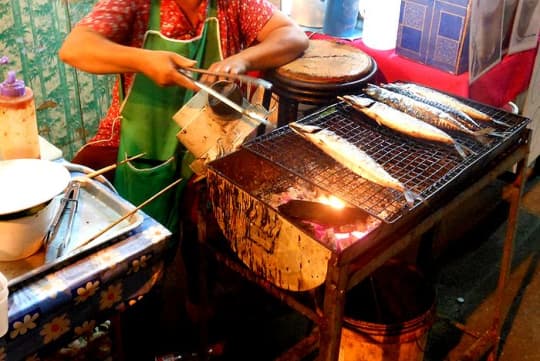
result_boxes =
[275,39,373,84]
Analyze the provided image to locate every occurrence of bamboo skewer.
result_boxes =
[45,155,145,248]
[84,152,146,179]
[69,177,183,254]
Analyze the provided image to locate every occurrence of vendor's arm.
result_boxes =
[58,26,198,89]
[206,9,309,75]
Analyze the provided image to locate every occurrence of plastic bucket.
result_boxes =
[323,0,360,38]
[339,260,436,361]
[361,0,401,50]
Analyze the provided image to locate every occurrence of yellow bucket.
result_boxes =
[339,260,436,361]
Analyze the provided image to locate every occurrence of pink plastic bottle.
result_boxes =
[0,70,40,159]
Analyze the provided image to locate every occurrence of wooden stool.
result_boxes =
[263,39,377,127]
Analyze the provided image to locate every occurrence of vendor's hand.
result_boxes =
[140,50,199,90]
[202,55,250,84]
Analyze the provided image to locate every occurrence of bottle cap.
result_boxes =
[0,70,26,97]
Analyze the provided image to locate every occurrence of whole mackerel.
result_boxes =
[289,122,422,206]
[341,94,470,159]
[391,82,503,125]
[366,84,493,144]
[380,83,482,130]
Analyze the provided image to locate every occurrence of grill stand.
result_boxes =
[194,132,530,361]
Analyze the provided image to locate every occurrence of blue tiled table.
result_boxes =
[0,197,173,360]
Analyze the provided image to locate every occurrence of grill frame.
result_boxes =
[240,99,530,223]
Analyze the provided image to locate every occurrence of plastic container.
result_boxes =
[361,0,401,50]
[0,70,40,160]
[323,0,360,38]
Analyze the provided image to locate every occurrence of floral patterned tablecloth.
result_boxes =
[0,211,173,361]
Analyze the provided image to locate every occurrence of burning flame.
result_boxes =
[316,195,346,209]
[314,194,377,250]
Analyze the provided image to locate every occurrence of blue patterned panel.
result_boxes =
[396,0,471,74]
[401,27,423,53]
[439,12,463,40]
[397,0,434,63]
[426,0,470,73]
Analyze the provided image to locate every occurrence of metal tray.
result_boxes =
[1,176,143,288]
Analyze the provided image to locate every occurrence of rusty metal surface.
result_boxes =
[240,99,530,223]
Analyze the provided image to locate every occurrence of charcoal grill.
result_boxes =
[204,87,531,361]
[207,93,529,289]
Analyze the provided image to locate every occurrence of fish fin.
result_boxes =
[404,189,423,207]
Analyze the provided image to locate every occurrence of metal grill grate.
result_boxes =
[242,98,529,223]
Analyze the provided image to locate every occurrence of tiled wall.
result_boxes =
[0,0,113,160]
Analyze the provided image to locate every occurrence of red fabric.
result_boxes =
[309,33,537,108]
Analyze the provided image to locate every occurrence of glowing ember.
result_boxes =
[264,186,382,251]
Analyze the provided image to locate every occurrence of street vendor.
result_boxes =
[58,0,309,231]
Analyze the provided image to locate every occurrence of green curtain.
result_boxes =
[0,0,113,160]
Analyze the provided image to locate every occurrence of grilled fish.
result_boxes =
[364,84,478,133]
[380,83,482,130]
[391,82,502,125]
[341,95,470,159]
[363,84,493,144]
[289,122,422,206]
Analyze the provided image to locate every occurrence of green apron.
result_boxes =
[114,0,222,231]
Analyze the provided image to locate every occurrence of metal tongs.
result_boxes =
[44,180,81,257]
[178,67,272,127]
[45,153,146,258]
[183,67,273,90]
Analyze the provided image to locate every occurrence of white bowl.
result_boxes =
[0,200,58,261]
[0,159,70,215]
[0,159,70,261]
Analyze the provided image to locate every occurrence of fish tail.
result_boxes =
[488,131,510,138]
[404,189,423,207]
[491,118,511,127]
[454,142,469,159]
[455,142,476,159]
[472,127,496,136]
[471,134,491,145]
